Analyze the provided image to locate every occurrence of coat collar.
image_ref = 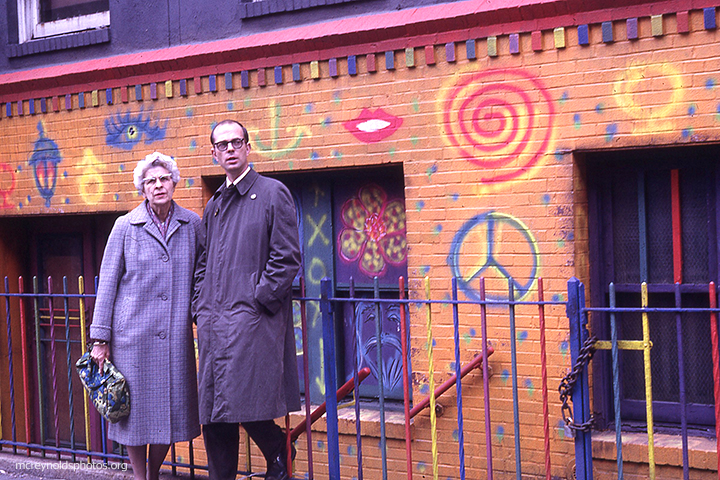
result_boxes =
[127,200,192,245]
[213,168,260,200]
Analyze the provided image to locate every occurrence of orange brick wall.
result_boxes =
[1,7,720,480]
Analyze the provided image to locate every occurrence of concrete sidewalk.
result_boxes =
[0,450,203,480]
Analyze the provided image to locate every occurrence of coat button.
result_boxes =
[161,293,168,301]
[158,331,166,339]
[161,254,169,262]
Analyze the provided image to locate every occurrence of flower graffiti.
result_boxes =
[337,184,407,278]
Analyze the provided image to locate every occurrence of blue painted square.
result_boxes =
[79,93,85,109]
[209,74,217,92]
[578,24,589,45]
[466,39,476,60]
[385,51,395,70]
[40,98,47,113]
[225,72,233,90]
[65,94,72,110]
[274,66,283,84]
[705,7,717,30]
[329,58,338,77]
[241,71,250,88]
[601,21,613,43]
[348,55,357,75]
[106,88,113,105]
[29,99,35,115]
[135,84,142,101]
[292,64,301,82]
[5,102,11,117]
[180,79,187,96]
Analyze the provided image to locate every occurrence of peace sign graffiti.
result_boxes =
[447,211,540,301]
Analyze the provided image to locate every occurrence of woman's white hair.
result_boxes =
[133,152,181,193]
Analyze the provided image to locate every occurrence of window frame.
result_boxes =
[17,0,109,43]
[586,145,720,435]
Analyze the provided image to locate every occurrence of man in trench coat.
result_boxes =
[193,119,302,480]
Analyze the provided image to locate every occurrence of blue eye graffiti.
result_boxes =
[105,109,168,150]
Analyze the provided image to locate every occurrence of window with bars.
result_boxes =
[587,145,720,433]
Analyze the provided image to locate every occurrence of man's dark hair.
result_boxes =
[210,120,249,144]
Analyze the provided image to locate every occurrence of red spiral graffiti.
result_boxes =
[442,69,555,184]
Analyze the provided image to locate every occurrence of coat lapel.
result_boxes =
[128,201,167,250]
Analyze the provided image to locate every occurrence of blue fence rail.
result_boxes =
[1,274,565,479]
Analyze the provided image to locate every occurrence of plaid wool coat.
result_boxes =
[90,201,202,445]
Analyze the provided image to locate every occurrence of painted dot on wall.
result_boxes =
[114,194,120,201]
[18,202,23,209]
[185,179,195,187]
[557,239,566,248]
[595,103,604,114]
[560,340,569,357]
[119,164,125,172]
[451,192,459,201]
[333,91,341,104]
[524,378,535,397]
[433,224,443,235]
[347,445,356,456]
[573,113,581,130]
[517,330,528,344]
[420,383,430,394]
[17,165,22,172]
[305,104,314,113]
[189,139,197,152]
[469,327,476,337]
[688,104,697,116]
[65,198,70,204]
[553,293,564,302]
[185,107,194,117]
[557,419,568,439]
[682,127,693,138]
[227,101,234,111]
[417,461,427,473]
[288,161,294,170]
[63,171,68,178]
[412,98,420,112]
[420,265,430,275]
[706,78,716,89]
[316,440,325,451]
[462,332,472,344]
[26,195,31,203]
[554,149,567,162]
[244,97,251,108]
[605,123,618,142]
[559,91,569,105]
[415,200,425,211]
[495,425,505,443]
[452,429,459,441]
[332,150,342,160]
[411,135,419,146]
[501,369,510,385]
[310,151,319,160]
[389,147,396,157]
[426,164,438,178]
[212,156,219,165]
[542,193,551,205]
[322,117,332,128]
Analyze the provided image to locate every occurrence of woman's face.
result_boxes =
[141,165,175,211]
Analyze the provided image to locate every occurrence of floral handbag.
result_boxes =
[75,351,130,423]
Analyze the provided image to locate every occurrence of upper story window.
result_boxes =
[17,0,109,43]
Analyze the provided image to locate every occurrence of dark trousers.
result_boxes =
[202,421,285,480]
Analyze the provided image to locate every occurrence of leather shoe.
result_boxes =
[265,444,296,480]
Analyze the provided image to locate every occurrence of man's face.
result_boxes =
[212,123,251,181]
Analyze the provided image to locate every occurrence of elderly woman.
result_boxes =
[89,152,201,480]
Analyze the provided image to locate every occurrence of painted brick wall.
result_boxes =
[1,6,720,480]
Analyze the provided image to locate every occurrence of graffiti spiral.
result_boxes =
[440,69,555,184]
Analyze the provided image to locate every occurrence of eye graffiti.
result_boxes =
[29,122,62,207]
[105,109,168,150]
[343,108,403,143]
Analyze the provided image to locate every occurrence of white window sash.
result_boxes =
[17,0,109,43]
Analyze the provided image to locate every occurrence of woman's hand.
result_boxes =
[90,343,110,370]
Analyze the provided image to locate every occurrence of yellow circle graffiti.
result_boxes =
[79,149,105,205]
[614,61,683,122]
[307,257,327,285]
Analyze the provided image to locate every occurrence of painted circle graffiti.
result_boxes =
[447,211,540,301]
[441,69,555,183]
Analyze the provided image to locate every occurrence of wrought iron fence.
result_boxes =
[1,274,566,479]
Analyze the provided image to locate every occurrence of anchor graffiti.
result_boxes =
[253,102,311,159]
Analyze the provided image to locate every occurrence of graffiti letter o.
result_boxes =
[307,257,327,285]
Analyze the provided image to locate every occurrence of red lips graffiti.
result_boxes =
[343,108,403,143]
